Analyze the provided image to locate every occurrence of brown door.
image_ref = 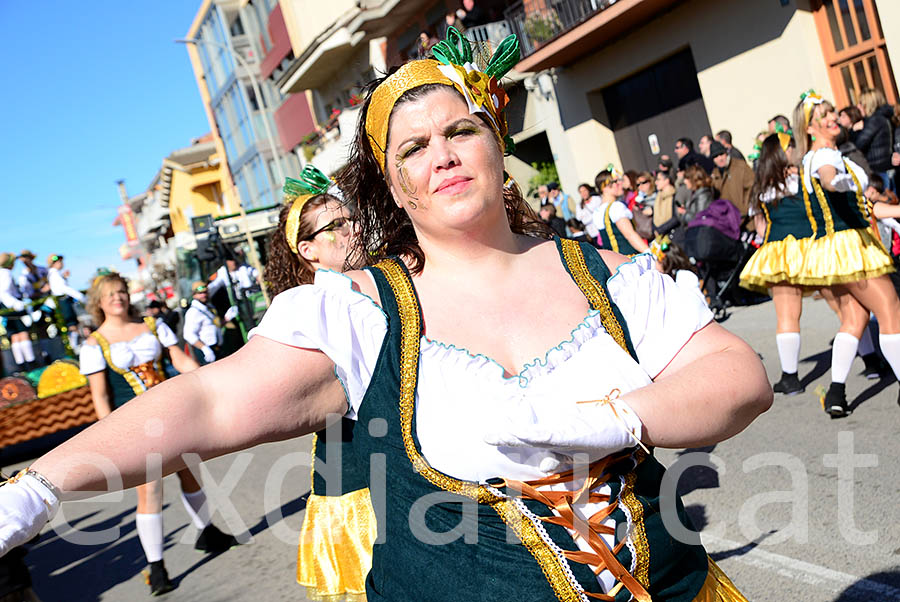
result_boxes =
[597,48,714,173]
[613,99,713,173]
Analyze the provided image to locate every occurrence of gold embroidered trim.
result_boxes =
[809,172,836,236]
[493,499,588,602]
[309,433,319,496]
[142,316,165,377]
[374,258,585,602]
[619,467,650,588]
[843,159,890,254]
[799,169,818,237]
[844,159,870,223]
[761,203,772,244]
[559,239,629,356]
[90,316,166,396]
[603,203,619,253]
[91,331,147,396]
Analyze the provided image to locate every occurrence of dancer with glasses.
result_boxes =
[0,30,770,601]
[264,165,373,602]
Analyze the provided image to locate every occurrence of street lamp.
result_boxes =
[175,37,276,305]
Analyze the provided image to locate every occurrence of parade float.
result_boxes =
[0,300,95,451]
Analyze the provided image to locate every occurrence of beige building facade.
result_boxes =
[275,0,899,195]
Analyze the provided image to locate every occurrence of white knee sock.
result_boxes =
[20,340,34,363]
[878,333,900,382]
[857,324,875,357]
[181,490,211,529]
[775,332,801,374]
[10,341,24,365]
[831,333,859,384]
[135,512,165,563]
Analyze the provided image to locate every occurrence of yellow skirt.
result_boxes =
[691,557,749,601]
[297,488,377,601]
[740,228,894,293]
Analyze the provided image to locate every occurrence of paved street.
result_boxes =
[5,296,900,601]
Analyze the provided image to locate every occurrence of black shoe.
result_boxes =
[144,560,175,596]
[822,382,851,418]
[861,353,887,380]
[773,372,804,395]
[194,524,238,554]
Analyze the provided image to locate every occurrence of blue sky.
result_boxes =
[0,2,209,289]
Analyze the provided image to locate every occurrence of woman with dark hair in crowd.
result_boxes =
[265,167,374,602]
[0,30,770,601]
[838,105,863,131]
[575,182,600,240]
[789,91,900,416]
[681,165,715,223]
[592,169,649,254]
[622,170,639,209]
[79,273,237,595]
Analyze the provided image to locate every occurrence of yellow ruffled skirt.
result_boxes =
[297,488,377,601]
[692,558,749,601]
[740,228,894,293]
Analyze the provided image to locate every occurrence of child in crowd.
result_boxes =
[651,236,708,307]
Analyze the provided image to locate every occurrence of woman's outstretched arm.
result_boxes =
[30,336,346,496]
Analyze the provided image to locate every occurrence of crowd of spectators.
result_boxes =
[534,88,900,308]
[538,87,900,266]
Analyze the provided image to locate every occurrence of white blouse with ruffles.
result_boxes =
[79,322,177,375]
[802,147,868,193]
[250,253,712,592]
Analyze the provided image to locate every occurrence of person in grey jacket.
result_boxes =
[681,164,715,223]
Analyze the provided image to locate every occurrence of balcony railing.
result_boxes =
[504,0,618,58]
[464,20,513,56]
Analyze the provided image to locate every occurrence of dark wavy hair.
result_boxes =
[341,75,551,274]
[263,194,338,295]
[750,134,792,212]
[660,242,698,277]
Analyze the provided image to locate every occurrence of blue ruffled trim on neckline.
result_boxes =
[605,252,653,287]
[422,308,605,388]
[314,267,388,321]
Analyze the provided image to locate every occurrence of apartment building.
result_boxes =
[184,0,313,231]
[273,0,899,194]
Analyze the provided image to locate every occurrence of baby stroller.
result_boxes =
[679,200,755,320]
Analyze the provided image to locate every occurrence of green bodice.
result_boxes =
[598,203,640,255]
[351,239,708,601]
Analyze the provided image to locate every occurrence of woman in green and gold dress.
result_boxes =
[1,30,772,601]
[265,167,374,602]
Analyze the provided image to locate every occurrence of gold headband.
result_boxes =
[366,60,457,173]
[282,166,335,255]
[364,59,509,174]
[801,90,825,128]
[284,194,314,255]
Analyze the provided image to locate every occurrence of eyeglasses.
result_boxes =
[50,255,62,262]
[193,286,208,293]
[303,217,353,241]
[637,179,650,185]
